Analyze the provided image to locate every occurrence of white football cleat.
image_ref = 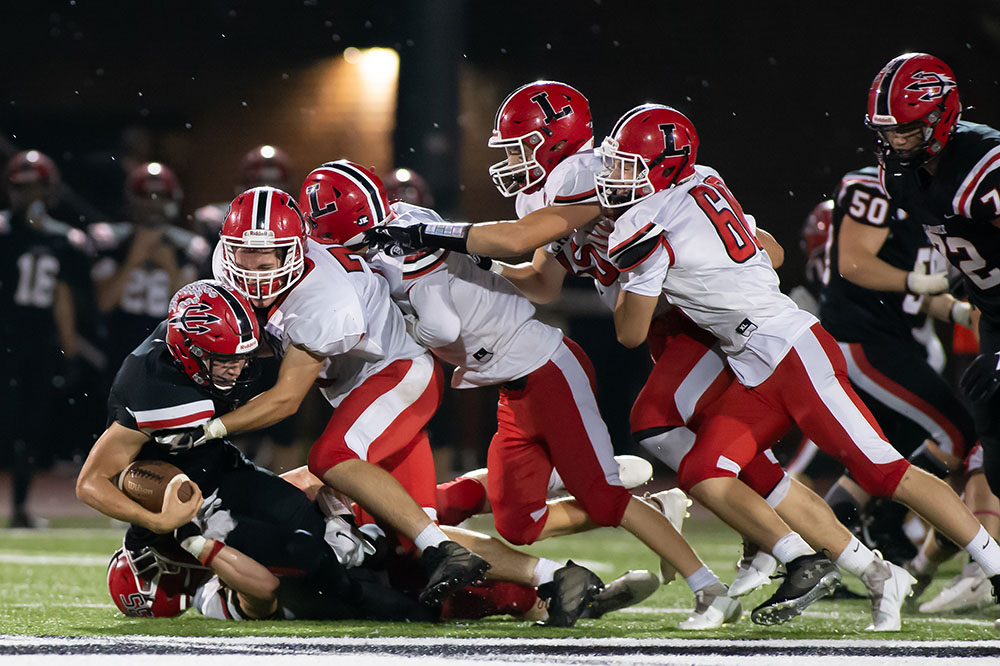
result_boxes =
[919,563,993,614]
[678,582,743,630]
[862,556,916,631]
[729,544,779,598]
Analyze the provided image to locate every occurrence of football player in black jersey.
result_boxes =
[1,150,91,528]
[808,167,987,571]
[76,280,412,620]
[866,54,1000,506]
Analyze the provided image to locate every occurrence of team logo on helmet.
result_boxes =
[904,70,955,102]
[529,91,573,124]
[169,302,222,335]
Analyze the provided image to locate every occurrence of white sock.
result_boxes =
[835,536,877,577]
[413,523,448,552]
[771,532,815,564]
[685,565,721,592]
[532,558,563,586]
[964,525,1000,576]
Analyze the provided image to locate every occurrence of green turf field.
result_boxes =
[1,515,997,640]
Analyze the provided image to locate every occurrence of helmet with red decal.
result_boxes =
[220,186,307,301]
[866,53,961,167]
[299,160,390,248]
[240,144,294,191]
[107,540,210,618]
[596,104,698,208]
[488,80,593,197]
[166,280,259,394]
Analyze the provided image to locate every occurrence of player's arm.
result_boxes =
[497,247,568,305]
[924,293,978,331]
[75,422,202,533]
[756,228,784,269]
[838,215,947,294]
[217,344,325,434]
[466,204,602,257]
[365,204,601,258]
[614,289,660,348]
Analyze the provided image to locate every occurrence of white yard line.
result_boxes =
[0,553,109,566]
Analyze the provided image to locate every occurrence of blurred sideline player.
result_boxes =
[598,103,1000,619]
[192,144,301,474]
[206,187,489,605]
[89,162,209,375]
[2,150,91,528]
[302,159,714,628]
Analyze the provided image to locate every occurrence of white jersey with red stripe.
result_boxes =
[608,165,816,387]
[212,237,424,406]
[514,148,601,218]
[370,202,563,388]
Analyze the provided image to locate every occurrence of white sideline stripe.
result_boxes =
[620,606,997,627]
[5,604,114,609]
[3,635,1000,648]
[0,553,109,566]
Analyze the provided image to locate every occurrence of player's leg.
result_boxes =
[783,324,1000,589]
[307,354,488,602]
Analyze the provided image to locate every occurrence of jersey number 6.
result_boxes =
[690,175,762,263]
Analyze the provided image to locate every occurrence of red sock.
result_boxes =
[440,581,538,620]
[435,476,486,526]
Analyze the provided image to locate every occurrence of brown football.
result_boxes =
[116,460,194,512]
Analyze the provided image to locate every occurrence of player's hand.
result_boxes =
[470,255,504,275]
[906,271,950,295]
[154,477,203,533]
[363,224,428,256]
[172,418,227,451]
[960,351,1000,403]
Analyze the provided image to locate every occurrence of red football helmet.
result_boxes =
[126,161,184,224]
[220,187,308,300]
[802,200,833,257]
[107,544,209,618]
[866,53,961,166]
[6,150,60,187]
[240,144,294,191]
[166,280,259,393]
[488,80,593,197]
[299,160,390,247]
[596,104,698,208]
[383,168,434,208]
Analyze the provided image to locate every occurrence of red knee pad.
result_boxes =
[436,476,487,526]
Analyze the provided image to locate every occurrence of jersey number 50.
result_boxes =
[690,175,762,263]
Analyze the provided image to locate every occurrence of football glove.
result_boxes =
[960,351,1000,403]
[906,271,950,295]
[364,222,472,256]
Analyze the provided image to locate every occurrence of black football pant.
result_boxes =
[969,320,1000,495]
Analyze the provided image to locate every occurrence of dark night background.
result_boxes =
[2,0,998,473]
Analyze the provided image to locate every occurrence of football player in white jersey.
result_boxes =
[600,103,1000,619]
[301,159,741,629]
[203,186,489,606]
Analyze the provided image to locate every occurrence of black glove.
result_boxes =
[960,352,1000,403]
[363,225,428,257]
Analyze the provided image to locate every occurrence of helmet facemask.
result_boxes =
[221,232,304,302]
[488,130,548,197]
[595,137,656,208]
[186,342,259,395]
[868,112,943,168]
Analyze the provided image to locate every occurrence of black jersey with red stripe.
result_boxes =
[107,322,254,492]
[880,121,1000,325]
[820,166,935,347]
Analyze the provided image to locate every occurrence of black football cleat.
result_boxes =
[418,541,490,606]
[537,560,604,627]
[751,553,841,626]
[991,574,1000,604]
